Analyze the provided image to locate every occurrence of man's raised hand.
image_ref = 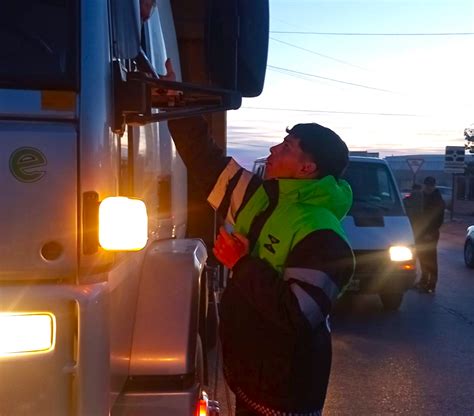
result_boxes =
[213,226,249,270]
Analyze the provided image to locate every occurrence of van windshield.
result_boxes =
[342,161,404,216]
[0,0,77,90]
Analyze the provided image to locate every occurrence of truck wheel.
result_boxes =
[464,240,474,268]
[206,293,218,351]
[200,268,219,352]
[196,335,204,387]
[380,293,403,311]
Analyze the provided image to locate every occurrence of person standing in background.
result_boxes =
[413,176,445,294]
[403,183,423,242]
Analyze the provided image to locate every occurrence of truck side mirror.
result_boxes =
[207,0,269,97]
[110,0,141,59]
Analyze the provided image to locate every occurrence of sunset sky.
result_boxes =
[227,0,474,169]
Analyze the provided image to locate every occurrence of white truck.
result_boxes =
[0,0,268,414]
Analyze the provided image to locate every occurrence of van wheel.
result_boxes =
[380,293,403,311]
[464,240,474,268]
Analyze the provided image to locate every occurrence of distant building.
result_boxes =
[349,150,380,158]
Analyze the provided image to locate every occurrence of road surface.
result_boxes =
[209,218,474,415]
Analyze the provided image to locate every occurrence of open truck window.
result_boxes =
[0,0,78,90]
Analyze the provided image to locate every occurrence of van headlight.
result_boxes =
[0,313,56,357]
[389,246,413,262]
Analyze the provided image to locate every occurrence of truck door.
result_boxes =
[0,1,79,281]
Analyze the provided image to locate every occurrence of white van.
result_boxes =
[341,156,416,310]
[253,156,416,311]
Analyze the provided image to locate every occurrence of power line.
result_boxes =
[241,106,421,117]
[267,64,394,93]
[268,66,316,83]
[270,37,367,70]
[272,17,302,31]
[267,66,398,101]
[270,31,474,36]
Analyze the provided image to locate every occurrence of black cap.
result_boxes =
[423,176,436,186]
[286,123,349,178]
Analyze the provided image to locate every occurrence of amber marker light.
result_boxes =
[196,391,209,416]
[389,246,413,262]
[0,313,56,357]
[197,400,208,416]
[99,197,148,251]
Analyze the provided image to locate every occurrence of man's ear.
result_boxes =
[300,161,318,178]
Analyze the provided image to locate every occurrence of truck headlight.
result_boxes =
[99,197,148,251]
[389,246,413,262]
[0,313,56,357]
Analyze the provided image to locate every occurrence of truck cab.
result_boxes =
[0,1,268,414]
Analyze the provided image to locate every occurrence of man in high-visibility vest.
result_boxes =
[165,59,355,416]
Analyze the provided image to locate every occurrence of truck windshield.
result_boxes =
[0,0,77,90]
[343,161,404,216]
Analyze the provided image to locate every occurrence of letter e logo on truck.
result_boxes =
[9,147,47,183]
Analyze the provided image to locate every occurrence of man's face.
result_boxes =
[264,135,316,180]
[423,184,435,194]
[140,0,156,21]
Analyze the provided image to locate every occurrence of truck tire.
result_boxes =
[206,292,218,351]
[196,335,204,387]
[199,273,218,353]
[380,293,403,311]
[464,240,474,268]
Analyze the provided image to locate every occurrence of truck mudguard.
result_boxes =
[129,238,207,376]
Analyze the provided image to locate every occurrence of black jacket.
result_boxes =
[169,117,354,415]
[403,190,424,240]
[419,189,445,240]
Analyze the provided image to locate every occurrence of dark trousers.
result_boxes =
[235,399,258,415]
[417,237,439,289]
[235,398,322,416]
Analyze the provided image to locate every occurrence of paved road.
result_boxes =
[209,218,474,415]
